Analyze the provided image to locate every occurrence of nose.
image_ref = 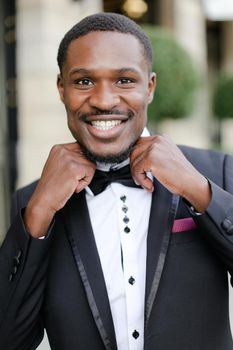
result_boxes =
[88,82,120,110]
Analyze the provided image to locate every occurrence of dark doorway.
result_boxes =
[0,0,17,238]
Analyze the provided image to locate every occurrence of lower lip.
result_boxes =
[86,120,127,139]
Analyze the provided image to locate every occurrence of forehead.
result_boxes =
[64,31,147,73]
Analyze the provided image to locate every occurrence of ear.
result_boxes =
[57,74,65,103]
[147,72,156,104]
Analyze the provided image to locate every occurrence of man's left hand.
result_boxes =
[130,134,212,213]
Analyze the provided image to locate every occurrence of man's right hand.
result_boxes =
[24,143,96,238]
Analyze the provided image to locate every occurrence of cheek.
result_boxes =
[67,118,76,138]
[129,93,149,125]
[67,114,82,138]
[129,89,150,110]
[63,87,86,111]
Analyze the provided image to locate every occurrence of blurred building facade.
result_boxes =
[1,0,233,229]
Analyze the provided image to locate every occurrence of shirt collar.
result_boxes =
[86,127,151,196]
[96,127,150,171]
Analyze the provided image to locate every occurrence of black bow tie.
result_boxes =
[89,165,141,195]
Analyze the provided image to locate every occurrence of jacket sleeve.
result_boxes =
[0,189,54,350]
[194,153,233,283]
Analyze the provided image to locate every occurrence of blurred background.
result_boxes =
[0,0,233,348]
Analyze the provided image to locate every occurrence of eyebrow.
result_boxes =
[69,67,141,76]
[116,67,140,75]
[69,68,90,75]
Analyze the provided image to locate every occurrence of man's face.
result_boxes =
[57,31,156,163]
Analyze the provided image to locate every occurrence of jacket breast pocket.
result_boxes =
[170,217,199,245]
[170,229,199,245]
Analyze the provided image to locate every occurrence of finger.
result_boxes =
[75,180,88,193]
[131,161,154,190]
[62,143,93,163]
[74,170,96,193]
[75,178,93,193]
[131,136,154,150]
[131,146,153,178]
[130,144,150,164]
[63,142,81,151]
[131,136,158,161]
[133,134,172,150]
[130,148,155,191]
[133,135,157,146]
[133,170,154,192]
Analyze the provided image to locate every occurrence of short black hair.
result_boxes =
[57,12,153,73]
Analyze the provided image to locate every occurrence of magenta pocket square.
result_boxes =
[172,217,197,233]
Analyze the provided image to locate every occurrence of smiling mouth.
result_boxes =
[90,120,123,131]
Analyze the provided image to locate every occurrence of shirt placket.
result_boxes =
[118,193,144,350]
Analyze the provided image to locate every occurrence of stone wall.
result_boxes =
[16,0,102,188]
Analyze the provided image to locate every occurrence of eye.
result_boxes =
[74,78,94,87]
[117,78,135,85]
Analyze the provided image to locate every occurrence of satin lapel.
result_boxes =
[61,191,117,350]
[145,179,179,328]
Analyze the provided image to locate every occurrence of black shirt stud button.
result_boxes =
[132,330,140,339]
[128,276,135,285]
[123,216,129,224]
[120,195,127,203]
[122,205,128,213]
[124,226,130,234]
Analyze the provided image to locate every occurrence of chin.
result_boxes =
[80,143,135,164]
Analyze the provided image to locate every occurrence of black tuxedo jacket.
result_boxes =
[1,146,233,350]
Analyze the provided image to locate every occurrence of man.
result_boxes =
[0,12,233,350]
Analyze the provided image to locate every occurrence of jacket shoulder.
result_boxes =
[179,145,232,186]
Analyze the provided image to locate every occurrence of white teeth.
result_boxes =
[91,120,122,130]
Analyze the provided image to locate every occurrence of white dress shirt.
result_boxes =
[85,131,152,350]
